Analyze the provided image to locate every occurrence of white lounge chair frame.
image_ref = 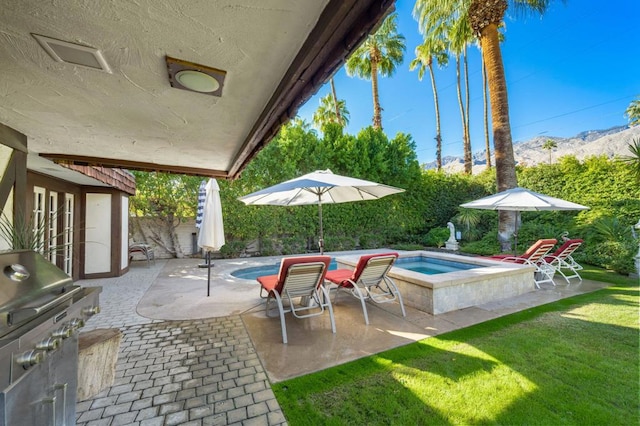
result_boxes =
[263,261,336,344]
[498,239,558,288]
[129,242,154,267]
[545,240,584,283]
[331,255,406,325]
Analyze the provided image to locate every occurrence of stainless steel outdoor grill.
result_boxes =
[0,250,101,426]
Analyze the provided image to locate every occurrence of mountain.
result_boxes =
[423,125,639,173]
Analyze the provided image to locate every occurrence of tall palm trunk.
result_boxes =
[463,47,472,174]
[330,78,343,126]
[428,63,443,171]
[482,60,492,169]
[455,54,468,173]
[480,22,518,251]
[370,59,382,130]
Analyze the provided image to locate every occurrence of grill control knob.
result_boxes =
[52,325,72,339]
[82,306,100,317]
[36,337,62,352]
[17,350,46,369]
[70,318,85,330]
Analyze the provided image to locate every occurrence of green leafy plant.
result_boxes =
[454,208,483,241]
[424,227,449,248]
[619,138,640,184]
[0,211,48,252]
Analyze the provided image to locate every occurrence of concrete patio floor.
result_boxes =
[76,253,609,425]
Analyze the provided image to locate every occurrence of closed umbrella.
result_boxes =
[197,178,225,296]
[195,179,207,229]
[238,169,404,254]
[460,187,588,251]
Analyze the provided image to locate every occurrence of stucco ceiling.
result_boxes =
[0,0,394,180]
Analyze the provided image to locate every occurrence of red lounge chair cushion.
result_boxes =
[487,239,557,262]
[325,252,399,288]
[257,274,279,292]
[324,269,353,287]
[544,239,583,263]
[258,256,331,295]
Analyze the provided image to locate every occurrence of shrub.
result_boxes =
[425,227,450,248]
[258,238,279,256]
[461,231,501,255]
[580,240,635,274]
[219,240,246,258]
[281,237,306,255]
[324,236,357,252]
[358,233,383,249]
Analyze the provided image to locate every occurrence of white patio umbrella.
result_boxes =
[238,169,405,254]
[460,187,588,252]
[197,178,225,296]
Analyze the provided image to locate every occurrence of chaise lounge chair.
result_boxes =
[324,252,406,325]
[488,238,558,288]
[257,255,335,344]
[543,238,584,283]
[129,240,155,267]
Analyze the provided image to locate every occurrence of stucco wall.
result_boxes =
[130,217,201,259]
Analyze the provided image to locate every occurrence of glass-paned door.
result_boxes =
[63,194,74,276]
[33,187,46,254]
[47,191,58,264]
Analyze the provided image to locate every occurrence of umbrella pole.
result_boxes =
[206,251,211,297]
[318,196,324,255]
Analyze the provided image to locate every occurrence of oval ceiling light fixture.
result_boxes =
[166,56,226,97]
[175,70,220,93]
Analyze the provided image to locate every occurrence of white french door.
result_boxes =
[63,194,74,276]
[32,186,46,254]
[47,191,58,263]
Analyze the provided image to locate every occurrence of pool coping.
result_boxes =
[334,250,534,289]
[334,251,536,315]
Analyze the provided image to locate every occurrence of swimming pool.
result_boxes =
[334,251,536,315]
[229,251,536,314]
[231,256,478,280]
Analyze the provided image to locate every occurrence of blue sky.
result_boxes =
[297,0,639,165]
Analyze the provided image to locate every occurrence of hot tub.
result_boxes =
[334,251,535,315]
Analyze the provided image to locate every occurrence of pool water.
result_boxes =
[231,255,478,280]
[231,259,338,280]
[396,256,477,275]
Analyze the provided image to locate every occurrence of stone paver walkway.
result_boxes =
[76,261,286,426]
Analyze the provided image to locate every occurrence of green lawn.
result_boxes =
[272,267,639,425]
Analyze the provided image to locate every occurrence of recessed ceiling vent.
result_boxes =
[32,34,112,73]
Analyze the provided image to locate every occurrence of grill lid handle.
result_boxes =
[7,286,82,326]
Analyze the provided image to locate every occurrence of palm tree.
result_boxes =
[482,60,492,169]
[329,78,344,126]
[415,0,555,251]
[449,18,474,174]
[542,139,557,164]
[409,37,449,171]
[312,93,350,131]
[625,97,640,126]
[414,3,474,174]
[346,13,405,131]
[621,138,640,184]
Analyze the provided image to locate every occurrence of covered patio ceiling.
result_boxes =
[0,0,394,180]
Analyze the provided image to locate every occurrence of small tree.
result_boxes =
[625,96,640,126]
[312,93,350,132]
[129,171,202,258]
[542,139,557,165]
